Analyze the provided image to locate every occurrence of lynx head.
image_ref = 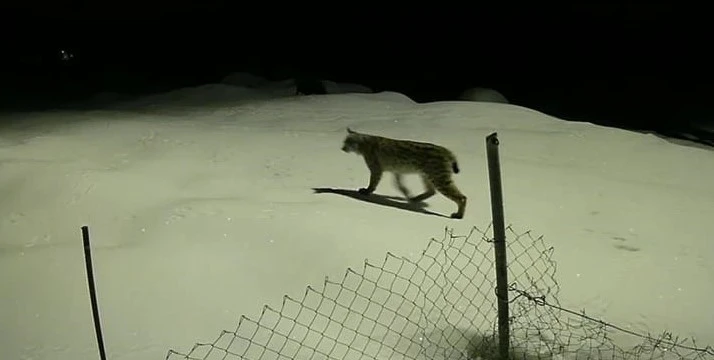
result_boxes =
[341,127,364,154]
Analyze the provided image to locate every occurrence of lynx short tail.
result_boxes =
[452,161,460,174]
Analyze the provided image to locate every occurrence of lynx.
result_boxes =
[341,128,467,219]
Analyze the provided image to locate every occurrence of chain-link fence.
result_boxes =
[165,225,714,360]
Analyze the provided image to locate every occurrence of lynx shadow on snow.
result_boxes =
[311,187,450,219]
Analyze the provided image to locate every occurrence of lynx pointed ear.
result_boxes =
[347,127,355,134]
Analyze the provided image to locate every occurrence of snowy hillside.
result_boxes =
[1,81,712,360]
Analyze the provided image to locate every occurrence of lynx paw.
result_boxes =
[450,212,464,219]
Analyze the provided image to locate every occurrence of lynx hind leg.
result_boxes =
[409,175,436,203]
[433,177,467,219]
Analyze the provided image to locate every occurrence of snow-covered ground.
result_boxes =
[1,79,712,360]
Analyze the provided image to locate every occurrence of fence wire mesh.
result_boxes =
[166,225,714,360]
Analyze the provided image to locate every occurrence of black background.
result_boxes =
[1,2,712,142]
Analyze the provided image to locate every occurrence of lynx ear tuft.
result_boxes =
[347,127,355,134]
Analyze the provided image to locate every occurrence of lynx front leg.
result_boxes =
[359,168,383,195]
[409,175,436,202]
[393,174,412,199]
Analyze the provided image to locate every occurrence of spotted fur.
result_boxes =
[341,128,467,219]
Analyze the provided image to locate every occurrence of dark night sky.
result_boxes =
[1,2,712,140]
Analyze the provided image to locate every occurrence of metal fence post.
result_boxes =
[486,132,510,359]
[82,226,107,360]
